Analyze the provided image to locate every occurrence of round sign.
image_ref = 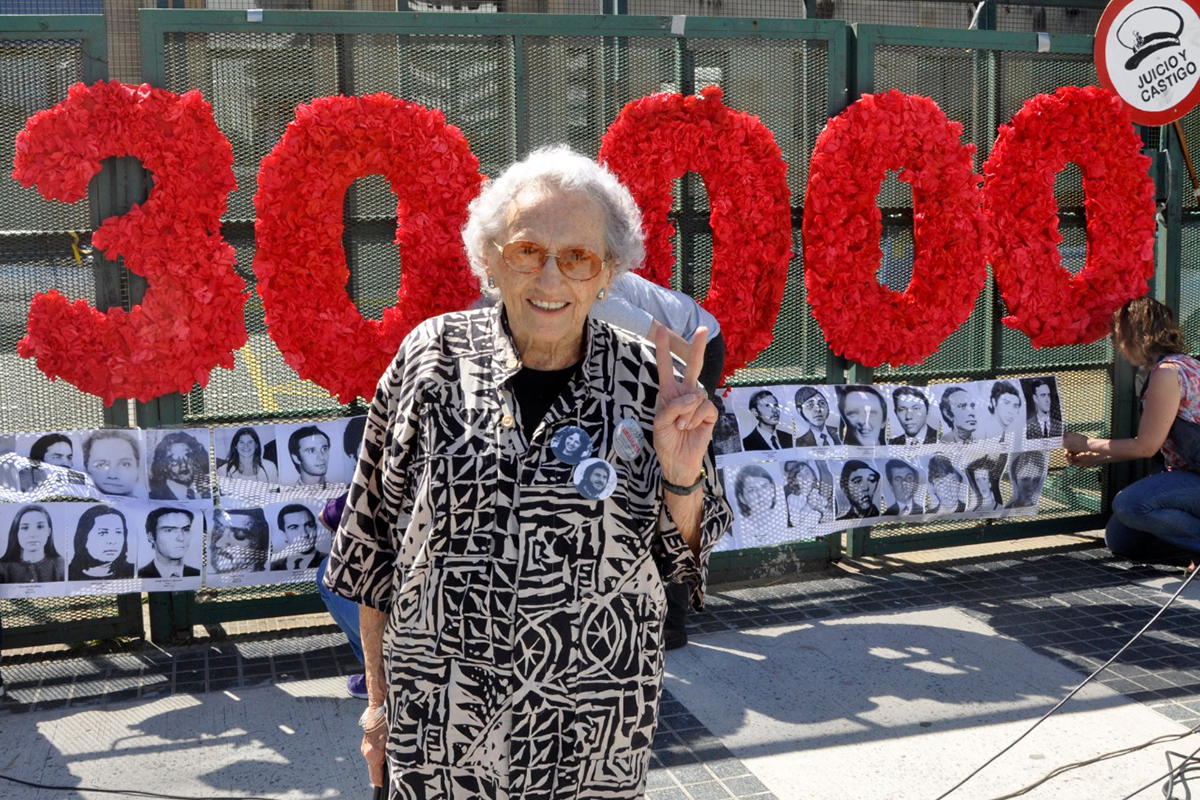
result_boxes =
[573,458,618,501]
[1096,0,1200,125]
[613,418,646,462]
[550,425,593,466]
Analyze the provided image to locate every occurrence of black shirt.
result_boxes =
[510,360,584,440]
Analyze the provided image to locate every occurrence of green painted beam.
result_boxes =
[853,24,1093,56]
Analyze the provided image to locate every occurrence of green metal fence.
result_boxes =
[0,8,1182,644]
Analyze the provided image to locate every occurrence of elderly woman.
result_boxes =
[323,146,732,798]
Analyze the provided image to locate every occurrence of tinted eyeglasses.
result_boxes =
[493,240,607,281]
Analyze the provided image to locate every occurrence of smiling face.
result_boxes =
[85,513,126,564]
[87,437,139,496]
[151,512,191,561]
[587,466,609,494]
[235,432,257,462]
[488,187,612,368]
[845,468,879,512]
[895,394,928,437]
[43,441,73,468]
[844,391,883,442]
[294,434,329,478]
[564,431,584,456]
[17,509,51,559]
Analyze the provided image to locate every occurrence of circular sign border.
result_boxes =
[1096,0,1200,126]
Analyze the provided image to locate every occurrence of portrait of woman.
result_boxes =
[322,146,732,799]
[219,427,279,483]
[783,460,830,529]
[966,453,1007,513]
[0,505,65,584]
[926,454,968,514]
[732,463,787,543]
[68,505,134,581]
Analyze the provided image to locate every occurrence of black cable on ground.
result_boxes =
[1117,739,1200,800]
[0,772,268,800]
[934,565,1200,800]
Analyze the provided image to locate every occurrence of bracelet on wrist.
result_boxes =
[358,704,387,731]
[662,468,706,496]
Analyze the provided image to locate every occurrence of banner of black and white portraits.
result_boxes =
[0,418,357,599]
[713,377,1063,552]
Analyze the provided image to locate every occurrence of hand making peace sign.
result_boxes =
[653,325,718,487]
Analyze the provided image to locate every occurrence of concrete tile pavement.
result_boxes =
[4,533,1200,799]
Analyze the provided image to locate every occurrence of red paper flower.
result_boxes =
[803,90,989,367]
[254,93,483,403]
[11,80,244,405]
[983,85,1155,347]
[599,86,792,382]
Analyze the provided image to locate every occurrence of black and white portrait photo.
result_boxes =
[138,506,203,580]
[982,380,1024,445]
[735,387,793,451]
[14,432,88,493]
[147,430,212,501]
[216,426,280,484]
[881,458,925,517]
[207,508,272,578]
[711,395,744,456]
[966,453,1008,514]
[794,386,842,447]
[835,459,882,522]
[726,461,789,547]
[888,387,937,446]
[1006,450,1048,509]
[551,425,594,465]
[0,503,67,588]
[937,384,981,445]
[277,423,346,488]
[82,429,145,499]
[782,459,833,531]
[573,459,617,501]
[837,385,888,447]
[1022,377,1064,440]
[67,504,138,583]
[268,502,327,572]
[925,454,968,515]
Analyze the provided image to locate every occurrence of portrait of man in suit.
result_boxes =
[148,431,210,501]
[138,507,200,579]
[889,387,937,445]
[882,459,925,516]
[794,386,841,447]
[837,385,887,446]
[742,389,793,451]
[939,386,979,444]
[1023,378,1064,439]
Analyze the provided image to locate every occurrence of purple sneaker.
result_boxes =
[347,673,368,700]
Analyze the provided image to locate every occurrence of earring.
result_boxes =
[486,275,495,289]
[597,287,607,300]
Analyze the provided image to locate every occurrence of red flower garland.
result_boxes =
[803,90,989,367]
[11,80,244,405]
[983,85,1155,347]
[599,86,792,382]
[254,93,483,403]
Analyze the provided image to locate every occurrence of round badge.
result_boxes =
[613,418,646,461]
[550,425,593,465]
[573,458,617,501]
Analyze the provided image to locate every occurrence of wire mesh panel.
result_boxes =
[1182,223,1200,355]
[852,26,1109,554]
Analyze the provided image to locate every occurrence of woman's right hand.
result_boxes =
[362,723,387,787]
